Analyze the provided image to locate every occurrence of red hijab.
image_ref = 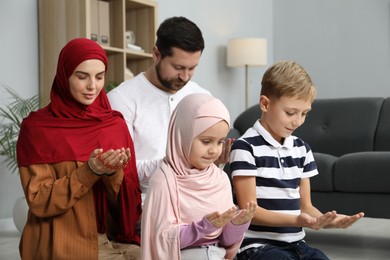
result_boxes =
[17,38,142,244]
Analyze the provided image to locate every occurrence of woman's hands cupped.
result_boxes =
[88,148,131,175]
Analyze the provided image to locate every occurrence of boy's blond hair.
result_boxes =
[261,60,316,102]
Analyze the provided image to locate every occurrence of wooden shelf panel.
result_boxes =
[126,0,156,9]
[125,51,153,59]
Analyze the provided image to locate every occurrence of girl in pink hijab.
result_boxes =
[141,93,257,260]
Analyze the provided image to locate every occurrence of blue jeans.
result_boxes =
[236,240,329,260]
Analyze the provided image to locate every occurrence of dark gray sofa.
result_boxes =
[227,97,390,219]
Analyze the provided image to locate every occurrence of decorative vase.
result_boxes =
[13,197,28,233]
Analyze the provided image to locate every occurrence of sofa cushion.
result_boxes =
[375,97,390,151]
[294,97,384,157]
[310,153,337,192]
[334,152,390,193]
[233,105,261,135]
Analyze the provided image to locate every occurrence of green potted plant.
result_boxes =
[0,87,39,173]
[0,86,39,232]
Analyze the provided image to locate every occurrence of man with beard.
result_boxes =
[108,16,217,204]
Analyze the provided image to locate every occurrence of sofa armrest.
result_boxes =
[311,153,337,192]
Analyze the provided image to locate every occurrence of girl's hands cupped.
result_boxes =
[231,201,257,225]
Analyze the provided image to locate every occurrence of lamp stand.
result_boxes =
[245,64,248,109]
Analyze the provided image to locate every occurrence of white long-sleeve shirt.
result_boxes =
[107,73,210,202]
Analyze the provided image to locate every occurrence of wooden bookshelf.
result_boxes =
[38,0,157,106]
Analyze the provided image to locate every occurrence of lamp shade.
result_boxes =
[227,38,267,67]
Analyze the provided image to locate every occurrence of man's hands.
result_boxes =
[214,138,235,166]
[88,148,131,175]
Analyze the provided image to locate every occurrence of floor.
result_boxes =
[0,219,20,260]
[1,217,389,259]
[305,217,390,259]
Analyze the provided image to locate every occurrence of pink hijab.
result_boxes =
[141,93,240,259]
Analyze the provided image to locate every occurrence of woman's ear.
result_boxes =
[259,95,270,112]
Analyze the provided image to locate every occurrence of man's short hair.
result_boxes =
[156,16,205,58]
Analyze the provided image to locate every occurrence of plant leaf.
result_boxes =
[0,86,39,174]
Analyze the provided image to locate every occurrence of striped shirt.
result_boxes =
[230,120,318,243]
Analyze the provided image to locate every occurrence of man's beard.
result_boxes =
[155,62,188,91]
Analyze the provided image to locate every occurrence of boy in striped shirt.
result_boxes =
[230,60,364,260]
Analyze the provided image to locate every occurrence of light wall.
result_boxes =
[274,0,390,98]
[0,1,38,220]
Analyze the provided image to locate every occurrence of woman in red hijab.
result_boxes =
[17,38,142,260]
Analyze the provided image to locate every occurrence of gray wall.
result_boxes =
[0,0,389,221]
[0,1,38,220]
[274,0,390,98]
